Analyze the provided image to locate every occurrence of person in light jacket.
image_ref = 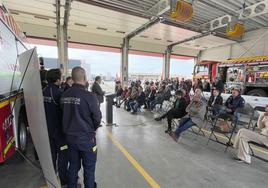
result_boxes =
[233,105,268,164]
[170,88,207,142]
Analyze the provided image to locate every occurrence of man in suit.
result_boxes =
[92,76,105,105]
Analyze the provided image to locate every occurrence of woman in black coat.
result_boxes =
[155,90,187,133]
[208,89,223,115]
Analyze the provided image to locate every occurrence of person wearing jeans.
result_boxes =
[129,86,146,114]
[170,88,206,142]
[174,117,194,136]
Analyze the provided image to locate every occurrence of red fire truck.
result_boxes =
[193,56,268,97]
[0,4,28,163]
[218,56,268,97]
[193,60,219,81]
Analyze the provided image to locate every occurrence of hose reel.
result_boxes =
[226,23,245,38]
[170,0,193,22]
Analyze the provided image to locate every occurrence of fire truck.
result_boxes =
[193,60,219,81]
[0,4,28,163]
[193,56,268,97]
[218,56,268,97]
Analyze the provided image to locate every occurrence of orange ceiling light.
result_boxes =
[170,0,193,22]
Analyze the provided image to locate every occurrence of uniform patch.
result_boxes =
[43,96,52,103]
[92,145,97,152]
[61,97,81,105]
[60,145,68,151]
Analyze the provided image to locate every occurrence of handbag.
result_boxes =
[218,119,232,133]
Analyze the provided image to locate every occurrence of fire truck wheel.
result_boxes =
[247,89,267,97]
[18,114,28,154]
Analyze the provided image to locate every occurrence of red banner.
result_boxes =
[0,102,15,163]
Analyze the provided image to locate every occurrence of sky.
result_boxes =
[30,44,194,78]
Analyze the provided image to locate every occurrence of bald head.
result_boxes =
[72,66,86,85]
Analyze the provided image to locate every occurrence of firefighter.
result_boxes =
[43,69,68,186]
[61,67,102,188]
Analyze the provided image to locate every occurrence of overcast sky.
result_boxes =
[31,44,194,78]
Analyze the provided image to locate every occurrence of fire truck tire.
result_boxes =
[18,113,28,154]
[247,89,267,97]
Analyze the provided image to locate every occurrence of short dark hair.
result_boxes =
[40,69,47,82]
[46,69,61,83]
[95,76,101,81]
[175,90,183,96]
[66,76,72,82]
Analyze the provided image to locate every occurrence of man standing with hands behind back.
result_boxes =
[61,67,102,188]
[92,76,105,105]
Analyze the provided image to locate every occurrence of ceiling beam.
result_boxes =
[168,31,215,48]
[55,0,60,27]
[63,0,72,28]
[126,16,163,39]
[145,0,172,16]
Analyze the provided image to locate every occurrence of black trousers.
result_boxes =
[161,108,185,130]
[49,136,69,185]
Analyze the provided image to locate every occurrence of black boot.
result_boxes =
[155,117,162,121]
[165,128,171,134]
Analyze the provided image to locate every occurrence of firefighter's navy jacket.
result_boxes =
[43,83,62,138]
[61,84,102,144]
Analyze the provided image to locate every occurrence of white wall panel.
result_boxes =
[200,45,231,61]
[200,28,268,61]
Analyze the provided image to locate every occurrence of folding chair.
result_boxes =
[249,142,268,163]
[248,106,268,162]
[251,106,266,131]
[190,123,206,137]
[235,103,255,129]
[207,112,238,152]
[204,106,214,128]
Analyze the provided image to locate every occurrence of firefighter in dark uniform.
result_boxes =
[61,67,102,188]
[43,69,68,186]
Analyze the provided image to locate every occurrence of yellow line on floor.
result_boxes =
[105,129,161,188]
[200,128,268,155]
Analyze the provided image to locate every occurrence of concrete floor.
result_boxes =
[1,105,268,188]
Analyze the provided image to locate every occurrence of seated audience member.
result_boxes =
[144,81,151,96]
[214,77,224,94]
[224,88,245,116]
[117,86,130,108]
[203,79,211,92]
[150,84,171,110]
[170,89,207,142]
[125,82,138,111]
[155,90,187,133]
[115,83,123,106]
[144,85,156,109]
[207,88,223,115]
[155,81,160,90]
[193,79,203,92]
[149,84,165,110]
[114,81,121,92]
[183,90,191,106]
[129,86,146,114]
[233,105,268,164]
